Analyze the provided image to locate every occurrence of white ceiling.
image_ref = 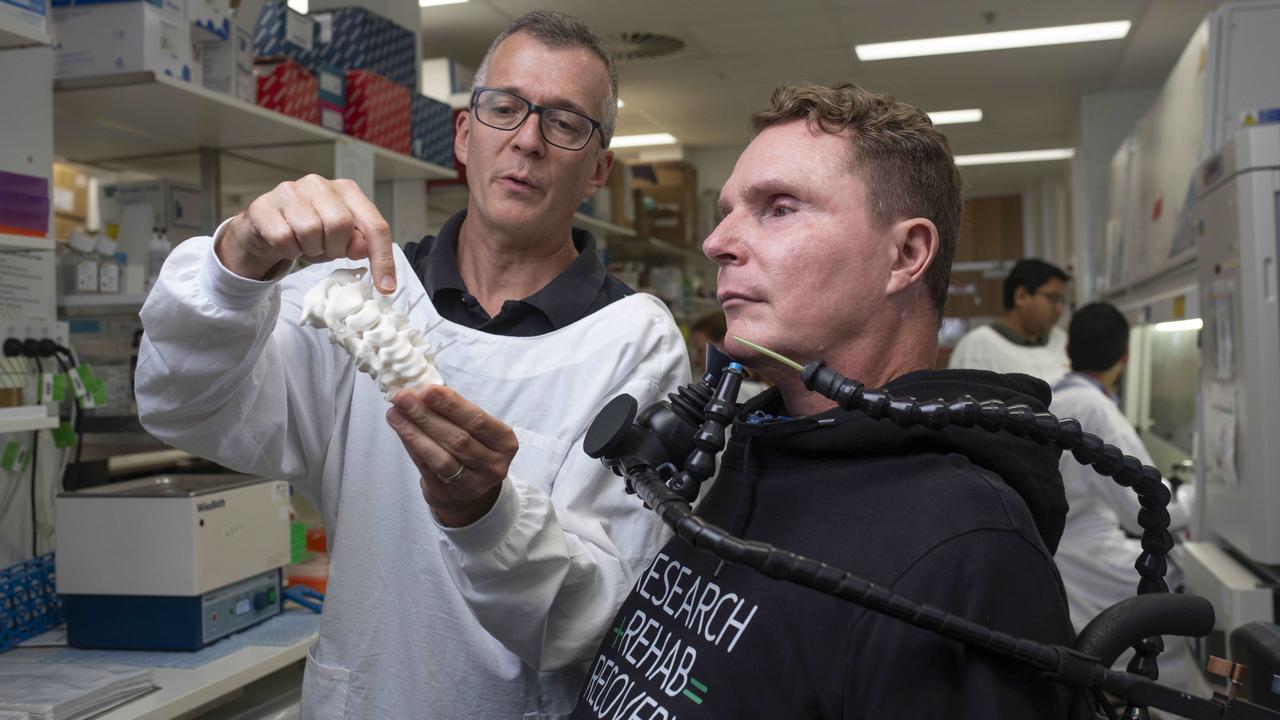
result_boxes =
[421,0,1223,195]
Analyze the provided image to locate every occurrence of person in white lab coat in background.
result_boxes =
[948,258,1071,384]
[135,11,689,719]
[1051,302,1193,687]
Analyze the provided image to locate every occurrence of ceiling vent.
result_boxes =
[609,32,686,61]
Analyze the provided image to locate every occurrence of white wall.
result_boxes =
[1070,89,1158,303]
[1021,176,1073,272]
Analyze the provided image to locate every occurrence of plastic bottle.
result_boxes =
[59,230,99,295]
[95,233,120,294]
[146,227,172,292]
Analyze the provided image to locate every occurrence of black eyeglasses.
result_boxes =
[470,87,608,151]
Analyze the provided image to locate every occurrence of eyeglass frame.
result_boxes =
[468,86,609,151]
[1034,289,1068,307]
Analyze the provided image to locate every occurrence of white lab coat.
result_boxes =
[1051,372,1196,689]
[948,324,1070,385]
[136,234,689,719]
[1051,373,1189,630]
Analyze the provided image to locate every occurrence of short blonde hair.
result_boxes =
[752,82,962,317]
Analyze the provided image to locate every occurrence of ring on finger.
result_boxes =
[441,463,466,483]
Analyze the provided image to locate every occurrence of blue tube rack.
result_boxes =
[0,552,62,653]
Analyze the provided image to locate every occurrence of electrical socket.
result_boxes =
[0,320,69,352]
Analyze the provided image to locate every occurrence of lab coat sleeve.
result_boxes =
[435,316,690,672]
[1075,401,1189,536]
[135,231,341,506]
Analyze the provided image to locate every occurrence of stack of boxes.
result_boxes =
[248,2,454,160]
[51,0,456,162]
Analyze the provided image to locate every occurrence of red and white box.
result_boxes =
[255,59,319,124]
[344,70,410,154]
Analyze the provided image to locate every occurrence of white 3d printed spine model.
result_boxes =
[300,267,444,399]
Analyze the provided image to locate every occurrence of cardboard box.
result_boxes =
[0,0,49,43]
[201,23,253,102]
[251,0,311,60]
[187,0,228,39]
[52,0,201,84]
[54,215,84,241]
[256,58,318,123]
[630,160,696,189]
[310,7,414,90]
[410,93,453,167]
[99,178,206,235]
[53,163,89,220]
[631,161,698,246]
[344,69,409,154]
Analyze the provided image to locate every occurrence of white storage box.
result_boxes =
[52,0,201,84]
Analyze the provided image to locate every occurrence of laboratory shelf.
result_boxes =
[0,233,54,252]
[53,72,457,182]
[58,293,149,308]
[571,213,637,238]
[0,405,58,434]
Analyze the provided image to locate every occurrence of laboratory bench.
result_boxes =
[2,619,315,719]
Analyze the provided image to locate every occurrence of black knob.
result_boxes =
[584,394,638,459]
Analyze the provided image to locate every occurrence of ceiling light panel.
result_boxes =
[855,21,1131,61]
[928,108,983,125]
[610,133,678,148]
[953,148,1075,166]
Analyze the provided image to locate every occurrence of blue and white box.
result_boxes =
[309,6,414,90]
[51,0,201,84]
[0,0,49,44]
[201,22,252,102]
[187,0,228,40]
[411,93,454,167]
[251,0,312,60]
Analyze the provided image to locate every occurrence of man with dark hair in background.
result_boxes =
[1051,302,1193,687]
[571,82,1073,719]
[949,258,1071,383]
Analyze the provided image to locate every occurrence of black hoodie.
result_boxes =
[570,369,1074,720]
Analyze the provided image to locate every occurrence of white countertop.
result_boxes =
[2,631,315,720]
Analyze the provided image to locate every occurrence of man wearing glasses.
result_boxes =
[948,258,1072,383]
[136,11,688,719]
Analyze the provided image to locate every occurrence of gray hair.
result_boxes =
[473,11,618,147]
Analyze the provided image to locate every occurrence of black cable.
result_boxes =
[591,361,1238,718]
[52,354,78,492]
[50,346,84,466]
[31,357,42,557]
